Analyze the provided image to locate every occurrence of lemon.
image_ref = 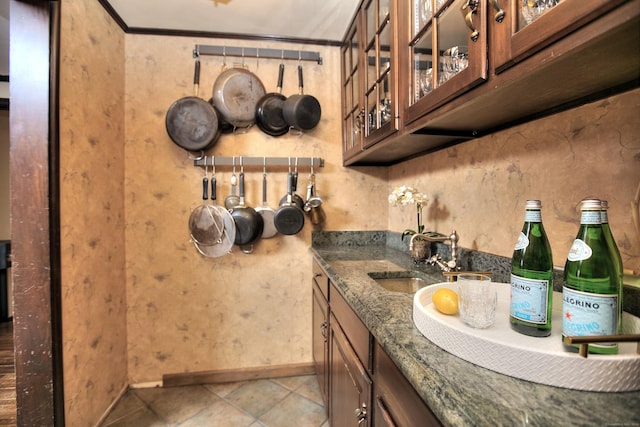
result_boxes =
[432,288,459,315]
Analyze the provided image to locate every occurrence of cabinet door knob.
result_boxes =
[355,403,367,424]
[490,0,506,22]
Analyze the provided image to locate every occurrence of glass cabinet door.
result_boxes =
[405,0,487,127]
[342,23,362,159]
[363,0,398,148]
[491,0,624,73]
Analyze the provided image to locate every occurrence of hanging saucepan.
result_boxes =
[166,60,220,151]
[274,171,305,235]
[211,66,266,132]
[282,64,321,131]
[230,169,264,248]
[255,63,288,137]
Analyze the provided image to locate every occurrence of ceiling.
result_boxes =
[1,0,361,99]
[105,0,360,43]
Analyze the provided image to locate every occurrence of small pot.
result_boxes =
[282,65,321,131]
[274,172,305,235]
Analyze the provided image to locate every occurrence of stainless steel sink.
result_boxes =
[368,271,429,293]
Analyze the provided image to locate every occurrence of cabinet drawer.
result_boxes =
[330,281,371,371]
[374,342,441,426]
[312,259,329,302]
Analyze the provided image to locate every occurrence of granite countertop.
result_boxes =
[311,231,640,427]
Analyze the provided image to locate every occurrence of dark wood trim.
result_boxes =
[162,362,316,388]
[0,99,8,111]
[0,76,8,82]
[95,0,341,47]
[9,0,64,425]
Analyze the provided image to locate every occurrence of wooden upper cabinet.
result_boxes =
[404,0,488,126]
[342,0,400,162]
[491,0,626,73]
[341,0,639,165]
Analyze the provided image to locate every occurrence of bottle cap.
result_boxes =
[601,200,609,209]
[580,198,602,210]
[525,200,541,209]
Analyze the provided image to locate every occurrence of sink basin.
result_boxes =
[368,271,428,293]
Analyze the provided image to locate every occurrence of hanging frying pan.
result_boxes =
[211,66,266,131]
[255,160,278,238]
[255,63,288,137]
[230,169,264,248]
[282,65,321,131]
[166,60,220,151]
[208,98,234,134]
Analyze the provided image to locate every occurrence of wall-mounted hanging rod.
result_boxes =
[194,156,324,168]
[193,45,323,65]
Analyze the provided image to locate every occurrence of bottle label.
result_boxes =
[567,239,592,261]
[580,211,601,225]
[510,275,549,324]
[514,232,529,251]
[524,210,541,223]
[562,287,618,338]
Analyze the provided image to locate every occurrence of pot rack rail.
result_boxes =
[193,44,323,65]
[193,156,324,169]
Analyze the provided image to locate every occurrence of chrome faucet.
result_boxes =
[423,230,459,272]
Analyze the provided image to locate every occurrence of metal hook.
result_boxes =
[211,155,216,176]
[203,155,208,176]
[188,150,205,161]
[263,156,267,176]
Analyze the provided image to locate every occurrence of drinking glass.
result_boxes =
[458,273,496,329]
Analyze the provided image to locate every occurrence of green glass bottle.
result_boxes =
[562,198,621,355]
[510,200,554,337]
[601,200,624,295]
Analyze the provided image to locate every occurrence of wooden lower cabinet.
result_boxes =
[312,261,330,407]
[312,260,441,426]
[373,341,441,427]
[312,281,329,405]
[329,312,372,427]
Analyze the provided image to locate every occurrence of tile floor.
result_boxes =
[100,375,328,427]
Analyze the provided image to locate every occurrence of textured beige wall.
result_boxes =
[123,35,387,384]
[56,1,639,422]
[59,0,128,425]
[389,88,640,273]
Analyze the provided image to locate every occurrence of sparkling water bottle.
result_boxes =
[562,198,622,354]
[601,200,624,293]
[510,200,554,337]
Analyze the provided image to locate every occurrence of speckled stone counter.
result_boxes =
[311,231,640,427]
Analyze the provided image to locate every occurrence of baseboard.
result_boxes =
[162,362,316,388]
[94,383,129,427]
